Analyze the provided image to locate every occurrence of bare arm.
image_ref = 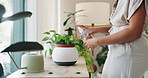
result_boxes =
[77,25,111,35]
[96,2,146,45]
[85,2,146,48]
[93,26,111,34]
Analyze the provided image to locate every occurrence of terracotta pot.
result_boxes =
[55,44,75,47]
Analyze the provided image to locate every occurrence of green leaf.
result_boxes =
[67,13,74,17]
[72,41,79,44]
[56,35,63,43]
[42,37,49,41]
[44,50,48,57]
[75,45,81,52]
[64,35,71,44]
[74,10,84,14]
[49,49,53,55]
[50,30,56,33]
[43,32,50,35]
[63,17,71,26]
[145,29,148,35]
[46,41,52,44]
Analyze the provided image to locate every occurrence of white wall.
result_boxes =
[37,0,53,44]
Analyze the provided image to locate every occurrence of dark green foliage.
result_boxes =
[42,30,84,45]
[145,29,148,35]
[63,10,84,30]
[63,17,71,26]
[0,63,4,77]
[96,45,109,67]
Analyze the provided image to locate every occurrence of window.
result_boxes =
[0,0,25,77]
[0,0,13,77]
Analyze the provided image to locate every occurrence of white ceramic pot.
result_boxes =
[52,44,78,66]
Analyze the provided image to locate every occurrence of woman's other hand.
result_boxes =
[84,37,99,49]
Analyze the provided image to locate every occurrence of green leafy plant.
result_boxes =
[145,29,148,35]
[42,30,83,54]
[63,10,84,36]
[42,30,58,56]
[96,45,108,67]
[42,10,95,77]
[63,10,95,75]
[42,30,95,73]
[42,30,58,44]
[63,10,84,28]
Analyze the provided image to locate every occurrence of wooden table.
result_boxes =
[7,57,89,78]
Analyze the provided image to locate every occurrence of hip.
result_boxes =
[108,25,148,57]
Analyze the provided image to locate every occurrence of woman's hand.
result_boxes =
[77,25,96,37]
[84,37,99,49]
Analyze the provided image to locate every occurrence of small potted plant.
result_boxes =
[52,34,79,66]
[42,10,96,77]
[42,29,84,66]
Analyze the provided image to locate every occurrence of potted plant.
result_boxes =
[52,34,79,66]
[42,9,84,57]
[96,45,109,73]
[42,10,95,77]
[42,29,83,65]
[63,10,96,77]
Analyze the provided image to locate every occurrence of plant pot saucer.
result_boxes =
[55,44,75,47]
[54,61,77,66]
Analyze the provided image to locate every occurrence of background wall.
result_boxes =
[37,0,53,44]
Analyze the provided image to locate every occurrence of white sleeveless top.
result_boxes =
[110,0,148,29]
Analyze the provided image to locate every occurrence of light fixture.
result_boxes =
[75,2,110,27]
[0,4,32,23]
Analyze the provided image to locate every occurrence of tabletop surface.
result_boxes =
[7,57,89,78]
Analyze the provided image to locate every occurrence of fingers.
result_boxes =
[84,41,95,49]
[77,25,89,30]
[84,38,98,49]
[84,43,95,49]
